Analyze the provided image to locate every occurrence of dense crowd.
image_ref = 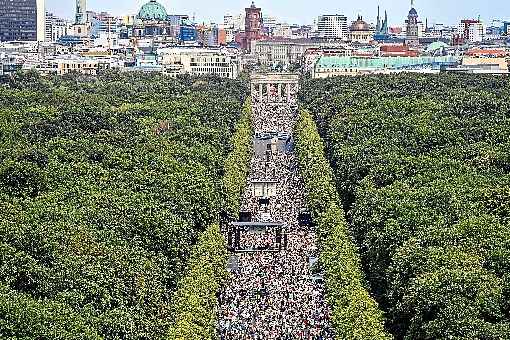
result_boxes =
[251,102,299,133]
[218,98,333,339]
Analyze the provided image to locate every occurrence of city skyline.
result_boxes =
[46,0,510,26]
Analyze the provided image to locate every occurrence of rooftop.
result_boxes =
[316,55,461,70]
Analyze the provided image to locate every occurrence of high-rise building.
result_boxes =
[457,19,485,43]
[45,12,70,42]
[0,0,45,42]
[76,0,87,24]
[37,0,45,41]
[244,1,262,52]
[167,15,189,39]
[317,15,348,40]
[405,1,419,46]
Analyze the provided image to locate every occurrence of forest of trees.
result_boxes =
[2,69,510,340]
[300,74,510,339]
[295,109,390,339]
[0,71,248,339]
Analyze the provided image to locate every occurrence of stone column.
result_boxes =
[278,83,282,102]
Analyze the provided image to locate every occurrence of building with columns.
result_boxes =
[250,73,299,103]
[349,16,373,44]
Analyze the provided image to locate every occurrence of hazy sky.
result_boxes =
[47,0,510,26]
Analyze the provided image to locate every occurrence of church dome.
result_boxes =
[408,8,418,16]
[138,0,168,21]
[350,16,370,31]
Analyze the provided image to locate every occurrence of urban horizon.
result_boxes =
[46,0,510,27]
[1,1,510,340]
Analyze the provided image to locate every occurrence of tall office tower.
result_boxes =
[244,1,262,52]
[317,15,348,40]
[0,0,45,42]
[37,0,45,41]
[76,0,87,24]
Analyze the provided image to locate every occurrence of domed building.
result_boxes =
[133,0,174,38]
[137,0,168,21]
[349,16,373,44]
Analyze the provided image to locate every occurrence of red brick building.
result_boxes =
[243,2,262,52]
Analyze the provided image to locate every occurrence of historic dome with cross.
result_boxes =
[349,15,373,44]
[137,0,168,21]
[350,15,370,32]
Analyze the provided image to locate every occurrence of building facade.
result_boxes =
[0,0,45,42]
[317,15,348,40]
[45,12,70,42]
[50,56,122,75]
[458,20,485,43]
[349,16,373,44]
[313,55,461,78]
[180,23,198,43]
[254,39,320,67]
[158,47,240,78]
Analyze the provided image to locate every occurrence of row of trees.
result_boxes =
[0,71,248,338]
[300,74,510,339]
[168,100,253,339]
[295,110,390,339]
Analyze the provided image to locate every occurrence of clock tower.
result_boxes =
[244,2,262,52]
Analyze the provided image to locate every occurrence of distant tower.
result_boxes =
[244,1,262,52]
[76,0,86,24]
[37,0,45,42]
[405,0,419,46]
[376,6,381,33]
[383,10,388,34]
[375,6,388,36]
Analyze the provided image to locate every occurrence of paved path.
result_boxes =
[218,101,333,339]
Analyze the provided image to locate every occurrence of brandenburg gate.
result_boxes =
[250,73,300,103]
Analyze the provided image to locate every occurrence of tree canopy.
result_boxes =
[300,74,510,339]
[0,71,248,339]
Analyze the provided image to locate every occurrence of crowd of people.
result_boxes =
[218,97,333,339]
[252,102,299,133]
[239,229,277,251]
